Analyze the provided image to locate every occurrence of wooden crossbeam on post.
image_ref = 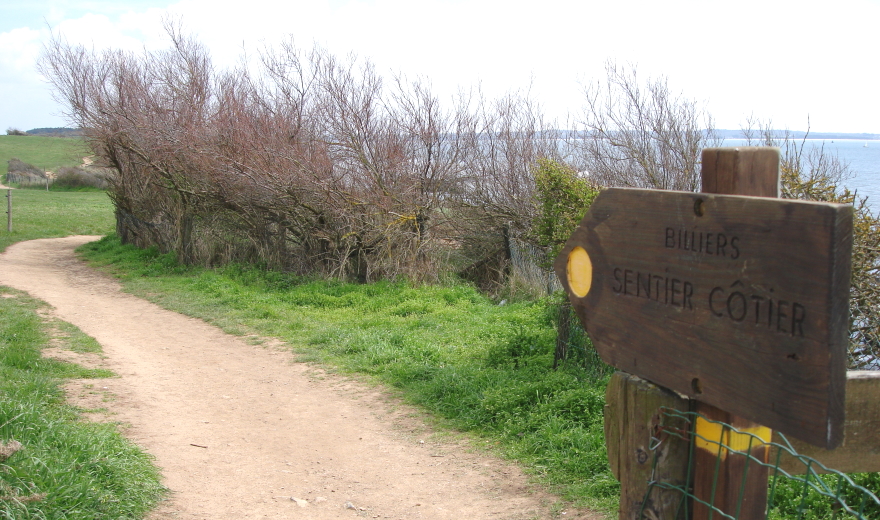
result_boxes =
[773,370,880,475]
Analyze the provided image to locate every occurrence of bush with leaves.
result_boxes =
[527,157,603,369]
[530,157,600,268]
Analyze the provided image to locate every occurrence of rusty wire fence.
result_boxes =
[640,408,880,519]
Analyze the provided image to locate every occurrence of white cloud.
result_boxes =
[52,12,154,51]
[1,0,879,132]
[0,26,59,129]
[0,27,44,81]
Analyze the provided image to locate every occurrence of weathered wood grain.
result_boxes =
[555,187,852,448]
[701,147,780,197]
[605,372,691,520]
[692,402,772,520]
[773,370,880,474]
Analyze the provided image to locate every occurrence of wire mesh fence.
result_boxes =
[506,236,561,296]
[640,408,880,519]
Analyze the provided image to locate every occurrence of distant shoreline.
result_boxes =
[715,129,880,141]
[19,127,880,141]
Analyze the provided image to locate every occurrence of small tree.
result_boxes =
[576,61,720,192]
[529,157,600,369]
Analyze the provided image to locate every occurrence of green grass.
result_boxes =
[767,470,880,519]
[0,287,164,519]
[0,190,114,252]
[0,136,90,176]
[80,234,619,514]
[51,321,103,354]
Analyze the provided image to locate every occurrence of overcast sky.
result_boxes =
[2,0,878,134]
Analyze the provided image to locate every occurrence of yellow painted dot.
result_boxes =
[567,246,592,298]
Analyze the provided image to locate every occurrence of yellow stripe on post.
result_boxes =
[695,416,772,460]
[566,246,592,298]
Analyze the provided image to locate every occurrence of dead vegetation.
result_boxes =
[5,158,46,186]
[40,23,565,283]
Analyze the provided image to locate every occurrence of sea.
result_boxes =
[721,139,880,212]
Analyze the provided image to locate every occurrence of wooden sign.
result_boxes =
[555,187,852,448]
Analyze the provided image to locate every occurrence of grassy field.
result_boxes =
[0,135,90,176]
[1,136,875,518]
[0,190,114,252]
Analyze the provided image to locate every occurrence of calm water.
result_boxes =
[722,139,880,211]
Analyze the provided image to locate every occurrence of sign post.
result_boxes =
[556,148,853,519]
[691,148,782,520]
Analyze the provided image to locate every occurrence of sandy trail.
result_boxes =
[0,236,596,520]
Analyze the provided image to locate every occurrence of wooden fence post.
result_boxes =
[603,148,783,520]
[605,372,691,519]
[567,143,852,519]
[6,189,11,232]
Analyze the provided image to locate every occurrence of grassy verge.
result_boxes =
[0,187,162,518]
[0,287,164,519]
[80,234,620,513]
[0,136,89,177]
[0,190,114,252]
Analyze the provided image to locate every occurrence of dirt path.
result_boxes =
[0,236,598,520]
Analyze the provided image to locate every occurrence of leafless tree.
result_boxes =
[577,61,720,191]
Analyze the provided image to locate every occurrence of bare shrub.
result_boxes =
[6,159,46,186]
[53,166,113,189]
[39,25,555,282]
[40,22,880,374]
